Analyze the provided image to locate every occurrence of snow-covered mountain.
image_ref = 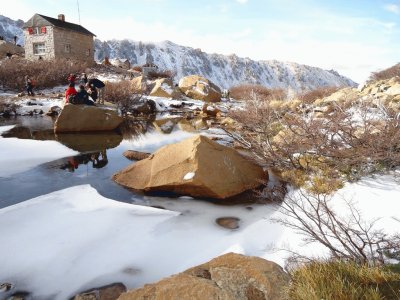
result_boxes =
[96,39,356,91]
[1,14,356,92]
[0,15,24,45]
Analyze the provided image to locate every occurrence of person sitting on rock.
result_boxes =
[87,84,98,103]
[76,84,95,106]
[65,83,77,104]
[67,73,76,84]
[80,73,88,85]
[25,75,35,96]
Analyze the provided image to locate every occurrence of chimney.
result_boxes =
[58,14,65,22]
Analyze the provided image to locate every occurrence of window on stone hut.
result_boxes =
[33,43,46,55]
[33,27,40,35]
[86,49,90,56]
[64,44,71,53]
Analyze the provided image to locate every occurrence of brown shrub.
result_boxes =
[0,58,91,90]
[370,63,400,82]
[298,87,340,104]
[103,80,142,115]
[131,65,143,72]
[146,70,174,80]
[229,84,286,101]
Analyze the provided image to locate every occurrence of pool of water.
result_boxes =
[0,115,265,209]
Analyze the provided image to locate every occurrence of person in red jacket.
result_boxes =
[65,83,77,103]
[67,73,76,84]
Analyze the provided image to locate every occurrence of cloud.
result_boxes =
[236,0,248,4]
[384,3,400,14]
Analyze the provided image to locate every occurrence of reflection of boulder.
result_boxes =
[56,132,123,152]
[54,104,123,133]
[153,117,182,134]
[179,75,222,102]
[113,135,266,199]
[119,253,289,300]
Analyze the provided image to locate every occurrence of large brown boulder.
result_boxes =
[179,75,222,102]
[54,104,123,133]
[74,283,126,300]
[113,135,266,199]
[150,78,181,98]
[118,253,289,300]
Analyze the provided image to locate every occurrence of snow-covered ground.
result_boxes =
[1,121,400,299]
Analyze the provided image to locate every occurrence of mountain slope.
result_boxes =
[0,14,356,92]
[95,39,356,91]
[0,15,24,45]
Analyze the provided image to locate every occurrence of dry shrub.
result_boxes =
[146,70,174,80]
[298,86,340,104]
[230,95,400,189]
[131,65,142,72]
[370,63,400,82]
[103,80,142,114]
[230,84,286,101]
[0,59,91,90]
[289,260,400,300]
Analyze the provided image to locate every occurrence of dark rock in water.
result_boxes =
[7,291,30,300]
[0,282,13,292]
[123,150,151,161]
[132,99,156,115]
[46,106,62,117]
[73,282,126,300]
[216,217,240,229]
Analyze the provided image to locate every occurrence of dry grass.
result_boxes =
[131,65,143,72]
[370,63,400,82]
[230,84,286,101]
[0,58,92,90]
[289,260,400,300]
[298,86,341,104]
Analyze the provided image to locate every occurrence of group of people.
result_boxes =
[65,73,103,106]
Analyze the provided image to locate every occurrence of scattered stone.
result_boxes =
[54,104,123,133]
[17,93,25,97]
[46,106,62,117]
[202,103,220,117]
[149,78,180,98]
[74,283,126,300]
[216,217,240,229]
[0,282,13,292]
[118,253,289,300]
[131,99,157,115]
[123,150,151,161]
[113,135,267,199]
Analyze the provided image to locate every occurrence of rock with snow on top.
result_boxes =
[150,78,181,98]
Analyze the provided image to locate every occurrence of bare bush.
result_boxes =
[230,84,286,101]
[370,63,400,82]
[146,70,174,80]
[275,188,400,266]
[103,80,142,115]
[298,86,340,104]
[230,96,400,188]
[131,65,143,72]
[0,59,92,90]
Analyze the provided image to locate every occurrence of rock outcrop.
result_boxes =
[113,135,266,199]
[179,75,222,102]
[54,104,123,133]
[118,253,289,300]
[150,78,181,98]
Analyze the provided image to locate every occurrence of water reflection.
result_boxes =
[61,150,108,172]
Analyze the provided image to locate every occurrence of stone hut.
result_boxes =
[23,13,95,62]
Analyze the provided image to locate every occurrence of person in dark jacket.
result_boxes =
[25,75,35,96]
[87,84,98,102]
[76,85,95,106]
[80,73,88,85]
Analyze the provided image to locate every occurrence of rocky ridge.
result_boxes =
[1,14,356,93]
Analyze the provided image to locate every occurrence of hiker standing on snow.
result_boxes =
[25,75,35,96]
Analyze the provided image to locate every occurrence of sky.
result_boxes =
[1,0,399,83]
